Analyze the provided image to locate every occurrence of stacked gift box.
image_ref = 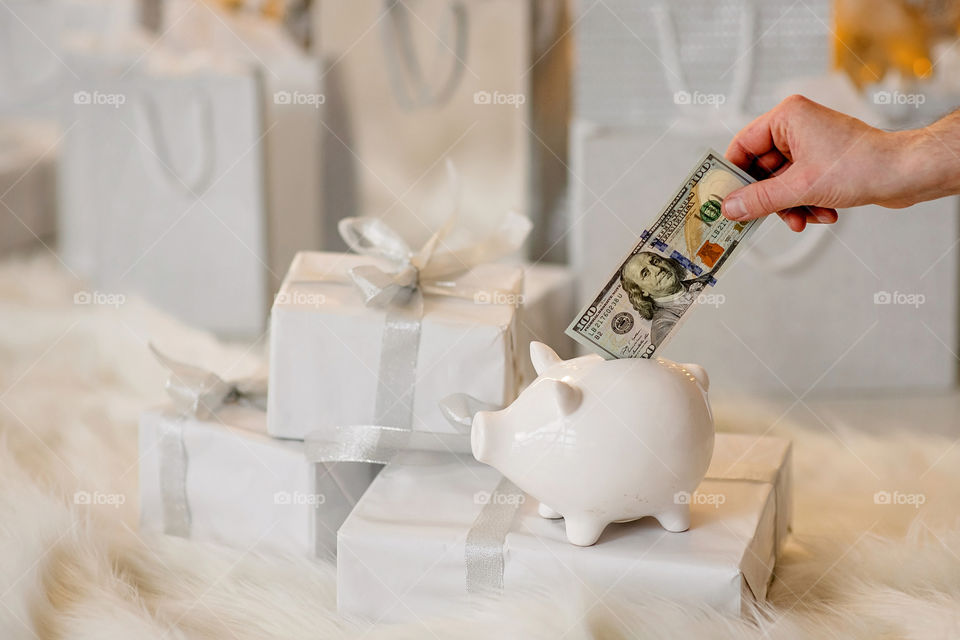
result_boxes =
[138,195,793,618]
[117,0,798,621]
[139,207,580,555]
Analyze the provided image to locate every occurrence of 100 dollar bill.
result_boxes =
[566,150,760,359]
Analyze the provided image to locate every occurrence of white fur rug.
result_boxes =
[3,253,960,639]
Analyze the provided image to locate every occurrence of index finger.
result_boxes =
[725,109,776,172]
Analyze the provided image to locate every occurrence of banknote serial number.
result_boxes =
[587,291,623,339]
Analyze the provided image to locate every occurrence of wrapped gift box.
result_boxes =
[268,252,524,441]
[139,404,378,558]
[337,433,791,621]
[517,263,576,388]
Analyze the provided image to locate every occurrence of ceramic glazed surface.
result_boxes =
[472,342,715,546]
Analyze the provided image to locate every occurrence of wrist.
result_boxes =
[892,118,960,206]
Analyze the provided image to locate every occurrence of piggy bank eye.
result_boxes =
[545,378,581,416]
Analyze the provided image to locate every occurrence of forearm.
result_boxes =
[888,110,960,207]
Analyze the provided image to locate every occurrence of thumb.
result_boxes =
[722,173,803,221]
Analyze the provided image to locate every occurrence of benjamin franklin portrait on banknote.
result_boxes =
[620,251,714,347]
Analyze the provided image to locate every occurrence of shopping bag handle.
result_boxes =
[0,12,66,108]
[651,0,756,117]
[132,86,217,196]
[742,220,831,273]
[379,0,469,110]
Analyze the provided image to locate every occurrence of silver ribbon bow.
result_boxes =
[305,164,531,463]
[150,345,268,420]
[150,345,268,537]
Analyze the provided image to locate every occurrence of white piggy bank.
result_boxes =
[472,342,715,546]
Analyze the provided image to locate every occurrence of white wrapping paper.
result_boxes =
[139,405,378,558]
[267,251,524,440]
[517,263,576,388]
[337,433,791,621]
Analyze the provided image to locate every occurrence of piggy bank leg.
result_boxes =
[564,517,607,546]
[655,504,691,533]
[538,502,563,519]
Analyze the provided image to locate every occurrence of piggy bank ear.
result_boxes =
[530,342,563,375]
[544,378,581,416]
[681,363,709,391]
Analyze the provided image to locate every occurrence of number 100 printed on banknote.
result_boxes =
[566,150,761,359]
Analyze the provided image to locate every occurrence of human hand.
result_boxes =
[722,95,922,232]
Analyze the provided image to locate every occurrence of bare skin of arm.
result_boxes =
[721,94,960,232]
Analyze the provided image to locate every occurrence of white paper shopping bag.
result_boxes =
[316,0,567,255]
[0,0,140,118]
[59,55,275,336]
[574,0,830,125]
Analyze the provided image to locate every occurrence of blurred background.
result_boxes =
[3,0,960,406]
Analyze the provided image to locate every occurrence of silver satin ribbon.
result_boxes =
[151,345,268,537]
[158,419,191,537]
[465,476,524,593]
[304,393,499,464]
[443,393,525,593]
[305,425,416,465]
[374,294,423,430]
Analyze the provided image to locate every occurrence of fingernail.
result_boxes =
[723,195,746,220]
